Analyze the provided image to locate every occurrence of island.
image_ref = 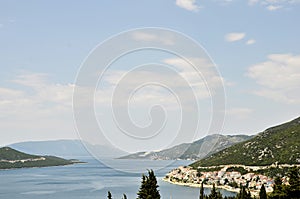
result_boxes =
[0,147,83,170]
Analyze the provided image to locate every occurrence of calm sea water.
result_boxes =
[0,158,236,199]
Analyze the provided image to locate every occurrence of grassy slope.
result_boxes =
[191,117,300,168]
[0,147,74,169]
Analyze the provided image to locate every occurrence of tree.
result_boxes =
[200,181,204,199]
[208,183,222,199]
[107,191,112,199]
[137,174,147,199]
[209,183,217,199]
[273,176,282,193]
[236,186,251,199]
[137,170,160,199]
[123,194,127,199]
[269,176,287,199]
[259,184,267,199]
[287,166,300,199]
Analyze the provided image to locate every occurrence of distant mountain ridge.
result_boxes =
[9,139,127,158]
[191,116,300,168]
[119,134,253,160]
[9,140,89,157]
[0,147,79,169]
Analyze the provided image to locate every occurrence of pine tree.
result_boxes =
[148,170,160,198]
[123,194,127,199]
[137,170,160,199]
[259,184,267,199]
[107,191,113,199]
[137,175,147,199]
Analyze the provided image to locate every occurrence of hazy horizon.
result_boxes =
[1,1,300,153]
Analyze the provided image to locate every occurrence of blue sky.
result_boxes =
[0,0,300,151]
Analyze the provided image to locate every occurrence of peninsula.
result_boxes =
[0,147,82,170]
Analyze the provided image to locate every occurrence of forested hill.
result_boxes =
[0,147,79,169]
[191,117,300,168]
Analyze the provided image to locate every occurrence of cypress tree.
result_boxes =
[200,181,204,199]
[259,184,267,199]
[208,183,222,199]
[209,183,217,199]
[236,185,252,199]
[107,191,113,199]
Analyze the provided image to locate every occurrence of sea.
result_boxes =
[0,158,236,199]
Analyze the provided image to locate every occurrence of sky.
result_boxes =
[0,0,300,152]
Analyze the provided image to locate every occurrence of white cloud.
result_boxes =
[175,0,200,11]
[162,57,224,97]
[12,72,49,88]
[248,0,260,5]
[248,0,300,10]
[225,32,246,42]
[247,53,300,104]
[94,57,225,110]
[10,72,74,106]
[246,39,256,45]
[267,5,283,10]
[0,72,77,143]
[131,31,174,45]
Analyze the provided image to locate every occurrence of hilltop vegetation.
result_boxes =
[191,117,300,168]
[0,147,79,169]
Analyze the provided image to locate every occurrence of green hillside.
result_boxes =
[0,147,38,160]
[191,117,300,168]
[0,147,79,169]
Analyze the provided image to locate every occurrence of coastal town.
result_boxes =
[163,164,295,196]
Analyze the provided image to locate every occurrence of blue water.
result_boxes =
[0,158,236,199]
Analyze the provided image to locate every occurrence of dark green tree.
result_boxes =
[273,176,283,193]
[137,170,160,199]
[269,176,287,199]
[236,186,251,199]
[107,191,112,199]
[259,184,267,199]
[123,193,127,199]
[200,181,204,199]
[137,175,147,199]
[208,183,217,199]
[208,183,222,199]
[287,166,300,199]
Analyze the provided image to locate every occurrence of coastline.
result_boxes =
[0,161,86,171]
[162,177,260,196]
